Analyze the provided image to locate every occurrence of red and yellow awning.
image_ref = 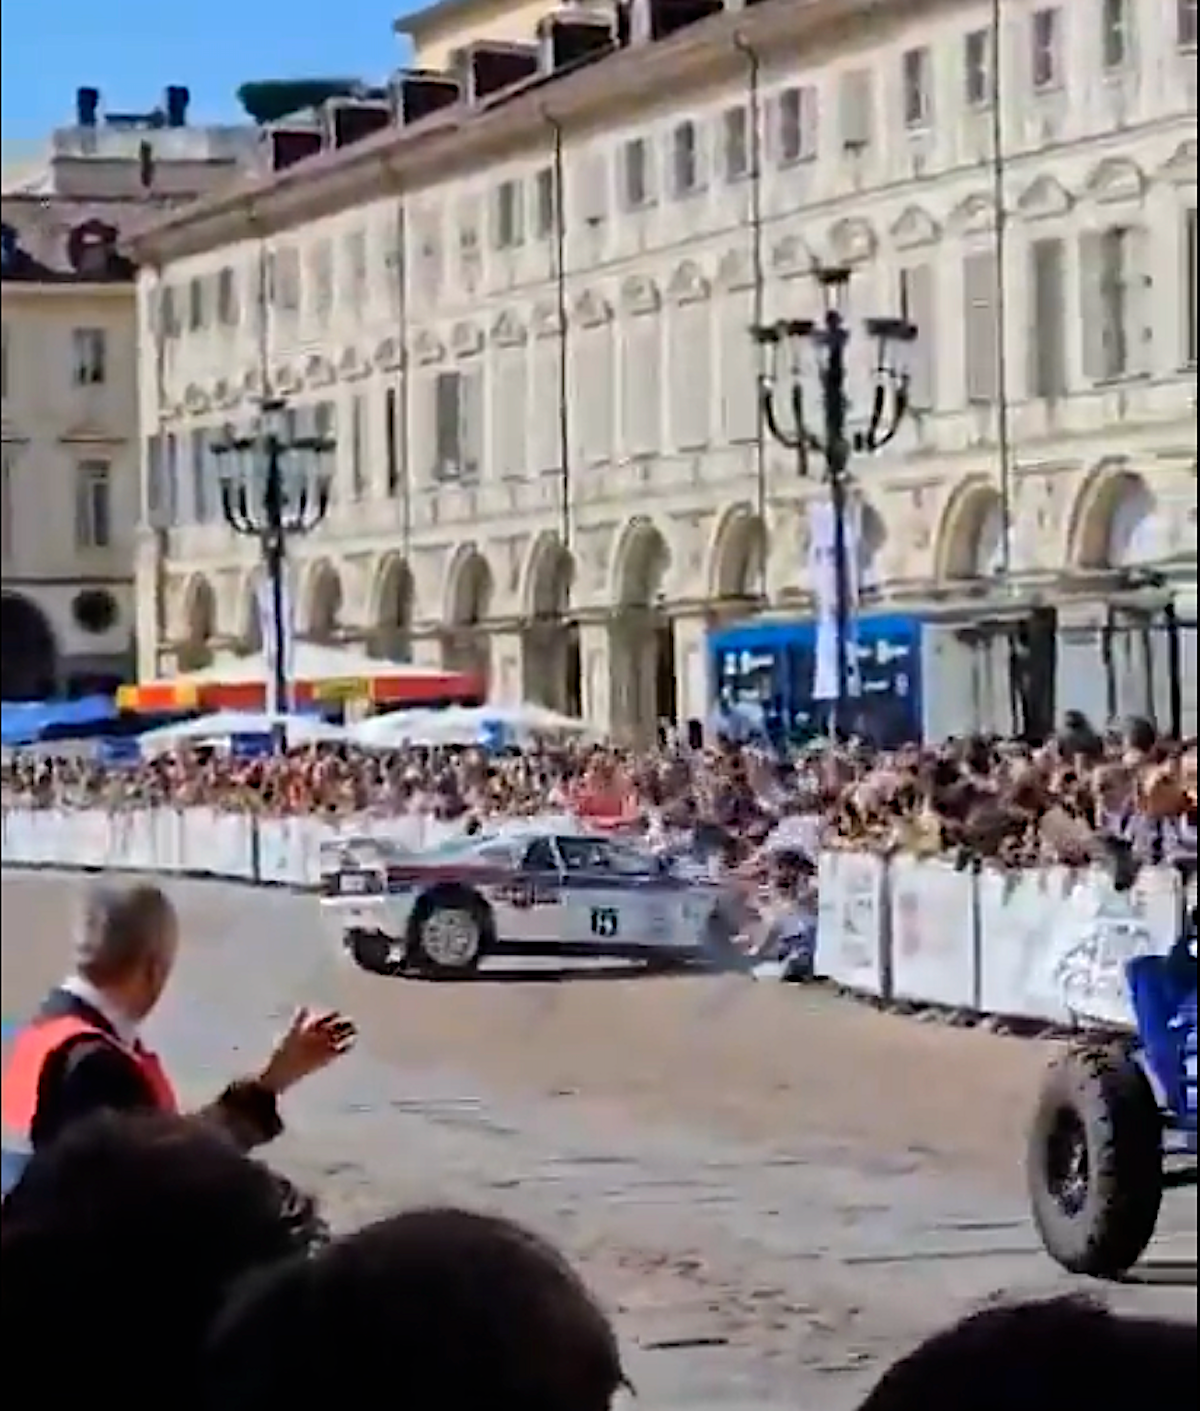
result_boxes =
[118,668,485,714]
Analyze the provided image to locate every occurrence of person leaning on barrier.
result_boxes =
[1,880,357,1199]
[202,1206,631,1411]
[1,1110,327,1402]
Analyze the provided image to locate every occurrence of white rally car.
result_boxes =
[318,818,734,977]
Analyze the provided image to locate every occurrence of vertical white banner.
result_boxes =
[257,571,295,714]
[807,498,862,705]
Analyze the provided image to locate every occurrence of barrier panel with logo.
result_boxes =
[0,807,1184,1030]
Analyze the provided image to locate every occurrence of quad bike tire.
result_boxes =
[407,887,492,978]
[1027,1043,1164,1278]
[347,928,407,978]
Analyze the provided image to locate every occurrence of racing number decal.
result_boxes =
[590,906,619,938]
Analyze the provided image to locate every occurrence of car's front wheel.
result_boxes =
[1027,1044,1163,1278]
[347,928,407,977]
[408,888,492,978]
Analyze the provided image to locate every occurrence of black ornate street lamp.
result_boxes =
[212,398,334,749]
[753,266,917,730]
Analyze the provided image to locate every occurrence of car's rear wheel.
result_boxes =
[408,888,491,978]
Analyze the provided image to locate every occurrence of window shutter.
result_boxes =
[962,250,998,403]
[575,325,614,465]
[621,315,661,455]
[900,262,936,410]
[494,349,528,478]
[434,372,460,476]
[531,337,561,471]
[1029,237,1067,398]
[1125,224,1153,375]
[719,293,759,443]
[669,300,711,450]
[460,367,484,477]
[839,69,873,150]
[1078,230,1108,382]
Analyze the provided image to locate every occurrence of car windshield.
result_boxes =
[557,836,654,876]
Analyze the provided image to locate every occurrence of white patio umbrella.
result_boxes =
[137,710,350,755]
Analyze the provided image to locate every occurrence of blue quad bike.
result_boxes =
[1027,925,1197,1278]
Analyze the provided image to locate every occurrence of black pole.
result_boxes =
[821,307,852,733]
[264,435,288,751]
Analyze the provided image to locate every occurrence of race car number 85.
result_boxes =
[590,906,619,938]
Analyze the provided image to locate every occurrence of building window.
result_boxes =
[273,247,301,312]
[1029,237,1067,398]
[308,241,333,317]
[432,369,482,480]
[1081,226,1145,381]
[1101,0,1132,69]
[964,28,992,107]
[215,268,238,326]
[838,69,873,152]
[1031,8,1062,91]
[349,394,366,499]
[621,137,653,209]
[493,180,524,250]
[721,105,749,181]
[187,277,205,331]
[902,47,933,128]
[532,166,557,240]
[342,231,367,310]
[384,385,400,496]
[1179,0,1198,50]
[963,249,1000,404]
[75,460,111,549]
[1185,207,1198,367]
[671,120,700,196]
[72,327,107,386]
[777,85,817,163]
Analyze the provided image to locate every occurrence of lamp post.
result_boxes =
[212,398,334,750]
[753,267,917,733]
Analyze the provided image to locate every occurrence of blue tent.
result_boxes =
[0,695,118,747]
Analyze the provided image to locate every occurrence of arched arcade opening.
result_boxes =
[0,594,58,700]
[521,533,581,716]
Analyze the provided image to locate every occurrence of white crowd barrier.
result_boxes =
[1,807,1187,1031]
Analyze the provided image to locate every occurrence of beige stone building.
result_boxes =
[130,0,1198,741]
[1,87,255,699]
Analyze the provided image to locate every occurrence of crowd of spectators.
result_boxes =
[2,1110,1193,1411]
[3,710,1196,874]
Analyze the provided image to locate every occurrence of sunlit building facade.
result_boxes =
[131,0,1198,740]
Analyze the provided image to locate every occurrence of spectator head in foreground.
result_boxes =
[1,1111,326,1398]
[203,1206,629,1411]
[857,1295,1195,1411]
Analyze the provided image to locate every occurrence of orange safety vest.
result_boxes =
[1,1015,177,1198]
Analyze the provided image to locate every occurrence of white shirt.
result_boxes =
[58,975,140,1047]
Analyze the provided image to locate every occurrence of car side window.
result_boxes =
[522,838,559,872]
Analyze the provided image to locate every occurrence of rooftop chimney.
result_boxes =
[392,70,461,127]
[325,99,392,149]
[76,87,100,128]
[267,127,324,172]
[630,0,723,44]
[537,11,616,74]
[457,42,539,105]
[164,85,190,128]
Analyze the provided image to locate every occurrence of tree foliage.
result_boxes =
[237,80,363,125]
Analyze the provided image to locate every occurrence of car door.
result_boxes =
[556,836,654,950]
[494,836,567,948]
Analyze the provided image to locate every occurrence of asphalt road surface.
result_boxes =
[2,869,1195,1411]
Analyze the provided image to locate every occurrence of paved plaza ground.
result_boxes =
[2,869,1195,1410]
